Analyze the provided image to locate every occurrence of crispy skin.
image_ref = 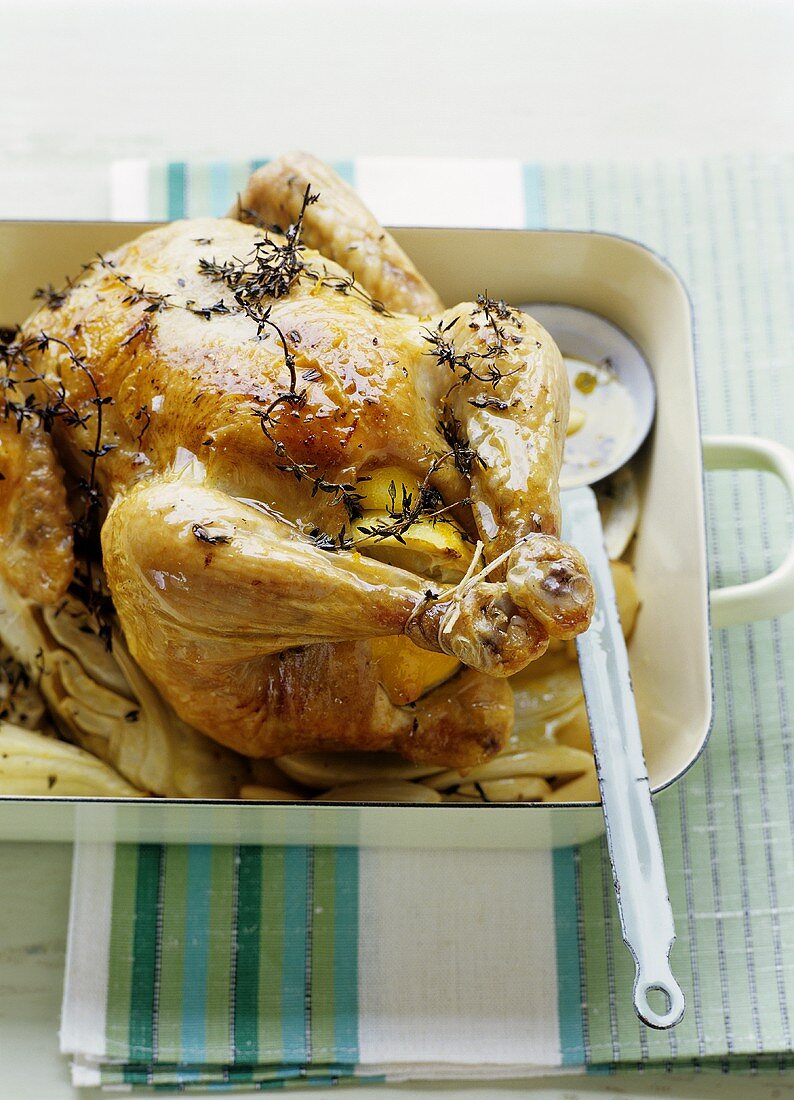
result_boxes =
[0,416,73,603]
[6,159,594,764]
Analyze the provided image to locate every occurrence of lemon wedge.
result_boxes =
[353,512,473,582]
[357,465,421,510]
[369,635,460,705]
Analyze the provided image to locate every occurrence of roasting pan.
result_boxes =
[1,222,792,848]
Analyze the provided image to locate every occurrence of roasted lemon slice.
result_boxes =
[355,465,474,582]
[353,513,473,582]
[357,465,421,510]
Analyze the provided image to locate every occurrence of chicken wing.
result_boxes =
[233,151,444,315]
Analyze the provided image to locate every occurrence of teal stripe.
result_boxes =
[281,847,309,1061]
[332,160,355,186]
[552,846,585,1065]
[249,159,268,174]
[167,161,187,218]
[210,161,231,217]
[523,163,546,228]
[332,848,359,1061]
[233,847,262,1063]
[180,844,213,1062]
[128,844,163,1062]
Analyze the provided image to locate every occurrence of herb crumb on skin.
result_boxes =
[191,524,233,546]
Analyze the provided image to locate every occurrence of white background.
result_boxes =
[1,0,793,216]
[1,1,792,1096]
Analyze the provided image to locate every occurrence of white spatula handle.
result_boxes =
[562,486,685,1029]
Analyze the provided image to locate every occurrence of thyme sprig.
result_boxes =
[438,406,486,478]
[421,293,524,390]
[200,185,318,304]
[471,293,524,359]
[301,266,390,316]
[422,318,519,388]
[0,328,116,639]
[203,192,391,316]
[37,333,116,539]
[96,255,231,323]
[33,279,75,311]
[420,316,471,376]
[1,330,85,432]
[96,255,173,313]
[193,230,371,527]
[307,526,354,553]
[235,298,301,395]
[353,452,472,547]
[0,331,106,465]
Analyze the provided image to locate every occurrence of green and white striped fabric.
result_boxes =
[62,154,794,1088]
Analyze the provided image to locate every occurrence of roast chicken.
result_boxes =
[0,153,594,768]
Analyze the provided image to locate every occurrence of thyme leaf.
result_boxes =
[468,394,509,411]
[33,279,74,311]
[307,526,354,553]
[438,406,486,477]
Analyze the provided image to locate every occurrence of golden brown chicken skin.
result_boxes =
[0,153,593,768]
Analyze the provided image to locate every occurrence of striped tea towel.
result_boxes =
[61,154,794,1089]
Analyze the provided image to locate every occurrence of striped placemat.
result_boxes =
[61,154,794,1088]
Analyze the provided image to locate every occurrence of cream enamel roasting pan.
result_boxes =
[1,223,793,849]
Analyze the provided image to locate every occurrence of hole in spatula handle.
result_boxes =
[634,966,686,1029]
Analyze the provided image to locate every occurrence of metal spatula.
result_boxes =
[562,486,685,1029]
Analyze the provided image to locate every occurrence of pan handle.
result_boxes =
[703,435,794,628]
